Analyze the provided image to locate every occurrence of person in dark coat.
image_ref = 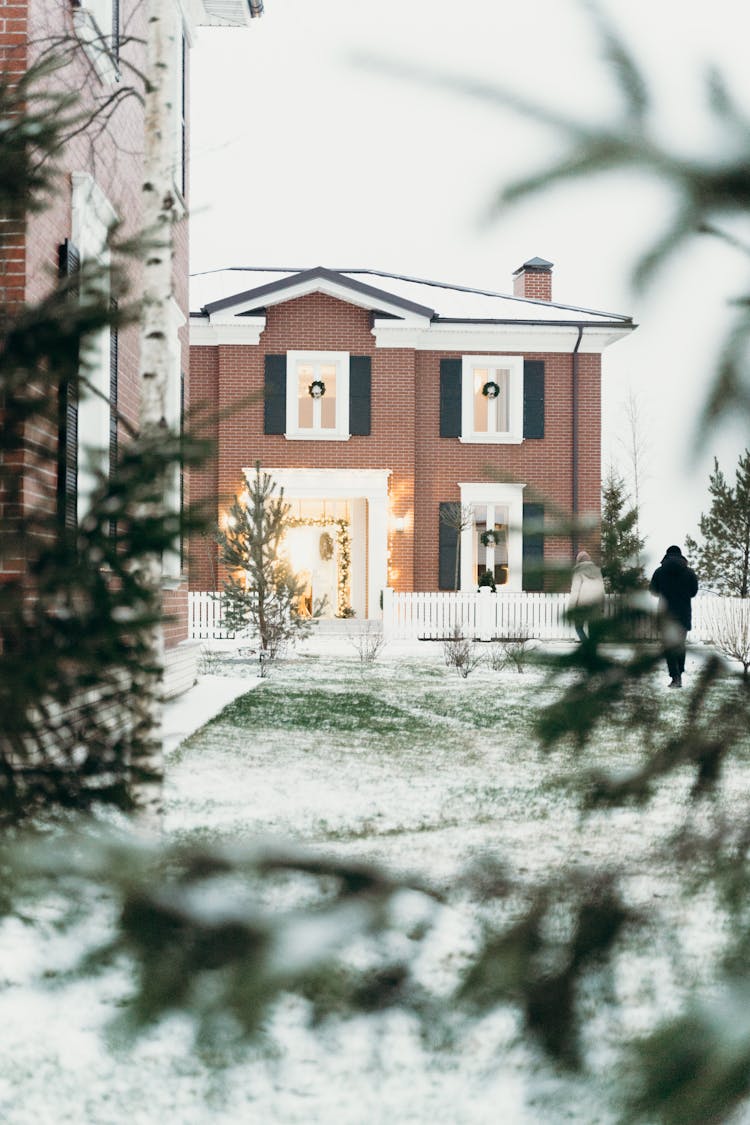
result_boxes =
[649,545,699,687]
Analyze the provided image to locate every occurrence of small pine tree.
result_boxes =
[217,463,311,660]
[685,449,750,597]
[600,468,646,592]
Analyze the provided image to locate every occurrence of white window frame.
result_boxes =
[74,0,119,85]
[72,173,117,525]
[458,482,526,592]
[285,350,351,441]
[162,298,186,584]
[460,354,524,444]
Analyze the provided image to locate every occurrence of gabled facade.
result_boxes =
[189,261,635,618]
[0,0,262,691]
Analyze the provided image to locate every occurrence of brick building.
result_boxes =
[1,0,262,692]
[189,260,635,618]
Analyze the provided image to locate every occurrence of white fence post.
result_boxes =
[478,586,493,641]
[382,587,394,642]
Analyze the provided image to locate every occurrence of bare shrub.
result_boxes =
[443,626,483,678]
[704,598,750,680]
[487,638,535,673]
[348,623,386,669]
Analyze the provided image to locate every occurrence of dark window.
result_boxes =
[108,298,118,539]
[57,239,81,536]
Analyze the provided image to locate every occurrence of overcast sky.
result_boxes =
[189,0,750,570]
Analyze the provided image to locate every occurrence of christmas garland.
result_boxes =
[308,379,326,398]
[481,380,500,399]
[286,515,351,615]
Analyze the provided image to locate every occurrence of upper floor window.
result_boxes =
[461,355,523,444]
[264,352,372,440]
[286,351,350,440]
[74,0,120,83]
[440,356,544,443]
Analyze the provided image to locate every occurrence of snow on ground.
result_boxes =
[1,636,749,1124]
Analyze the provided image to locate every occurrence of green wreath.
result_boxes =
[309,379,326,398]
[480,528,501,547]
[481,380,500,399]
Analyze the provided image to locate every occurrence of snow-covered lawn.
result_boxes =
[1,638,749,1124]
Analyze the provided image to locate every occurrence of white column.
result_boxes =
[460,512,475,591]
[368,497,389,619]
[381,586,394,640]
[478,585,493,641]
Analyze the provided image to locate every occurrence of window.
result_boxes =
[74,0,120,83]
[461,355,523,443]
[286,351,350,440]
[454,482,526,592]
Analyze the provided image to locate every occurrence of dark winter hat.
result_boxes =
[665,545,683,557]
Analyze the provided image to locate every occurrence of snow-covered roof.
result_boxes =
[189,266,636,354]
[190,265,634,327]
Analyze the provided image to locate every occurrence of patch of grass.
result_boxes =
[220,685,441,736]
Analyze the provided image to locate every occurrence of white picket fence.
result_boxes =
[189,589,745,645]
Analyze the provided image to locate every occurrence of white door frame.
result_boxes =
[248,467,391,618]
[458,482,526,592]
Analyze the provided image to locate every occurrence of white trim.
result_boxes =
[458,482,526,593]
[72,174,117,525]
[256,467,391,500]
[71,173,118,250]
[460,354,523,445]
[190,316,266,345]
[250,468,392,618]
[285,350,350,440]
[372,321,632,353]
[73,1,118,86]
[208,276,432,323]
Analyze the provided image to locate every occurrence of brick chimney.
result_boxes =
[512,257,553,301]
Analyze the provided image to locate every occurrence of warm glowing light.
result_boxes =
[393,516,406,533]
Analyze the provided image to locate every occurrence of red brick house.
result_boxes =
[0,0,262,691]
[189,260,635,619]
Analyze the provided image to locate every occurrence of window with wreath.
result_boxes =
[286,351,349,439]
[461,355,523,443]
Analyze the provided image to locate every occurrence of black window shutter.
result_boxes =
[523,360,545,439]
[522,502,545,591]
[264,354,287,434]
[108,300,119,539]
[349,355,371,436]
[439,358,462,438]
[57,240,81,535]
[111,0,120,62]
[438,502,460,591]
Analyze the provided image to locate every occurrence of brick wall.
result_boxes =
[2,0,192,647]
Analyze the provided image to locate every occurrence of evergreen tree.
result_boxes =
[600,467,646,592]
[216,463,311,662]
[685,449,750,596]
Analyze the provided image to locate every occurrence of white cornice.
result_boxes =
[253,467,391,500]
[190,316,266,346]
[371,321,633,354]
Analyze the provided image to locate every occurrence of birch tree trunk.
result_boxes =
[135,0,179,819]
